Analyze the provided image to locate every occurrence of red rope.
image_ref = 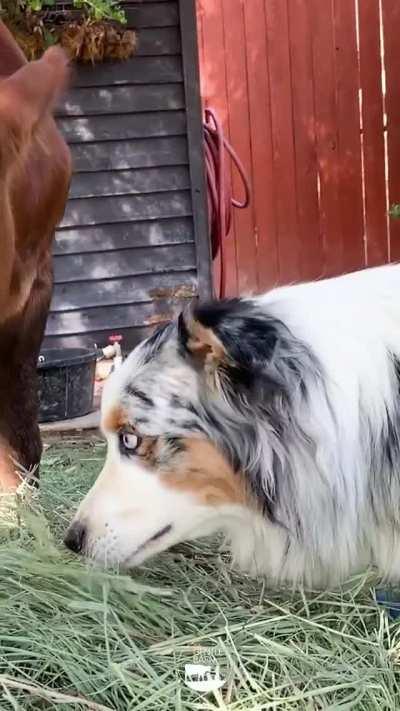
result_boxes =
[203,108,251,298]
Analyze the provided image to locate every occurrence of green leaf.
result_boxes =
[43,28,58,46]
[6,0,126,23]
[389,204,400,220]
[72,0,127,23]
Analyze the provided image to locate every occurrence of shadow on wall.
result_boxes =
[49,39,200,352]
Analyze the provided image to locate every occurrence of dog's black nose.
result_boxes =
[64,522,86,554]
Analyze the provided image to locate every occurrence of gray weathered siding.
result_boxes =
[45,0,210,352]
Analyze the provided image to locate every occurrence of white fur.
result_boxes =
[68,264,400,587]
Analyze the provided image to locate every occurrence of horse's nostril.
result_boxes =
[64,521,86,554]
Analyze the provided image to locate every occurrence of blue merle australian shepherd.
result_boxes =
[65,264,400,587]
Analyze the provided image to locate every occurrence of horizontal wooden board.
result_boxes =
[46,298,191,337]
[73,56,182,88]
[125,3,179,28]
[58,110,186,143]
[60,191,192,228]
[45,301,188,337]
[69,165,190,199]
[54,216,194,254]
[43,326,164,352]
[53,243,197,283]
[51,270,197,311]
[70,136,188,172]
[60,83,184,117]
[135,27,181,56]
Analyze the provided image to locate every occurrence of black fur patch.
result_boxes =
[193,299,283,394]
[126,385,154,408]
[135,417,149,426]
[195,299,278,362]
[167,417,199,430]
[194,298,321,405]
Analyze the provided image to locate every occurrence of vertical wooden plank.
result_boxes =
[196,1,228,124]
[180,0,212,301]
[196,0,206,98]
[382,0,400,262]
[264,0,300,284]
[243,0,278,290]
[287,0,322,282]
[221,0,258,294]
[311,0,342,277]
[197,0,238,296]
[358,0,388,266]
[334,0,365,273]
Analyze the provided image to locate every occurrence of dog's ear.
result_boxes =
[177,308,226,367]
[178,299,279,376]
[178,300,313,404]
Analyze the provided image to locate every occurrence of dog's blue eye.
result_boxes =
[119,432,141,455]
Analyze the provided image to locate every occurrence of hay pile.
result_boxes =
[0,438,399,709]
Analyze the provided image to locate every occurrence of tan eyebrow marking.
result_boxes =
[160,438,253,507]
[102,406,129,433]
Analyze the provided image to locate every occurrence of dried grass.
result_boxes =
[0,438,398,710]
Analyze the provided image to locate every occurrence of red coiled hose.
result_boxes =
[203,108,251,298]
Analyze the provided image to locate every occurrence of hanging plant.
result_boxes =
[0,1,137,63]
